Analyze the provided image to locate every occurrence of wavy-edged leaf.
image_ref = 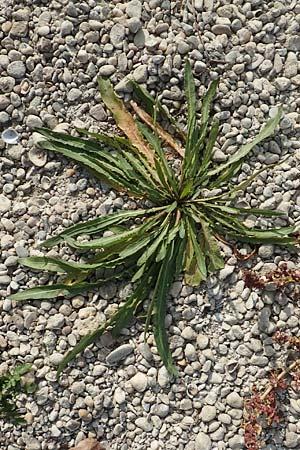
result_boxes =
[98,77,154,164]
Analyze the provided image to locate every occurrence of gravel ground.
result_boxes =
[0,0,300,449]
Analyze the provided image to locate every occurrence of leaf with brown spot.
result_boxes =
[98,77,154,164]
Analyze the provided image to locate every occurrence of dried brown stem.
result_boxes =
[130,100,185,157]
[261,359,300,401]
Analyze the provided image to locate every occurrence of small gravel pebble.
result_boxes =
[1,1,300,449]
[106,344,134,365]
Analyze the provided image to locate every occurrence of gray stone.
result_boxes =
[151,403,170,418]
[10,21,28,37]
[99,282,117,300]
[213,149,227,162]
[219,265,235,280]
[26,115,43,129]
[60,20,73,37]
[127,17,142,34]
[138,343,153,361]
[182,326,196,340]
[99,64,116,76]
[197,334,209,349]
[67,88,82,102]
[90,104,107,121]
[258,307,271,333]
[115,77,133,93]
[195,432,211,450]
[130,372,148,392]
[194,0,203,11]
[258,59,273,75]
[37,26,50,37]
[170,281,182,297]
[258,244,274,258]
[134,28,148,48]
[228,436,244,449]
[177,41,190,54]
[236,28,252,45]
[287,36,300,52]
[106,344,134,365]
[46,314,65,330]
[0,275,11,285]
[77,50,89,64]
[285,431,300,448]
[284,52,298,78]
[0,112,10,124]
[226,392,243,408]
[211,24,231,36]
[71,381,85,394]
[126,0,142,19]
[113,387,126,404]
[275,77,291,91]
[110,24,126,47]
[0,195,11,213]
[185,343,196,360]
[250,355,269,366]
[157,366,170,388]
[0,95,10,110]
[49,353,64,366]
[36,386,49,405]
[133,65,148,83]
[200,405,217,422]
[135,417,153,432]
[7,61,26,79]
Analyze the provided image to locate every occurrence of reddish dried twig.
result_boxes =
[243,332,300,449]
[243,263,300,290]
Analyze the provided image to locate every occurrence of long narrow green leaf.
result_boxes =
[9,281,104,301]
[181,77,218,185]
[18,256,82,274]
[40,140,145,197]
[40,207,164,248]
[202,203,284,217]
[207,108,282,178]
[198,118,219,174]
[130,80,186,140]
[138,122,178,196]
[65,214,164,250]
[200,222,224,272]
[184,60,198,153]
[153,242,179,376]
[226,158,289,198]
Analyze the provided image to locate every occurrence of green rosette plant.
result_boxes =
[10,62,298,377]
